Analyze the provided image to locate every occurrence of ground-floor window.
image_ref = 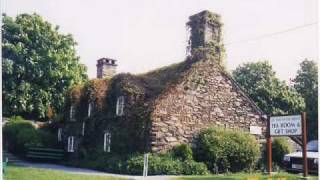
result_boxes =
[103,131,111,152]
[68,136,75,152]
[58,128,62,141]
[88,102,94,117]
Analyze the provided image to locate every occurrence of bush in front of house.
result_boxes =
[272,137,292,167]
[125,153,209,175]
[193,127,260,173]
[3,116,42,154]
[181,160,209,175]
[69,149,209,175]
[171,143,193,161]
[3,116,59,154]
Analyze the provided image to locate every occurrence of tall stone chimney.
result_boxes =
[187,10,224,64]
[96,58,117,79]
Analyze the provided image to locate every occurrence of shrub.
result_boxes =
[3,116,58,154]
[171,144,193,161]
[125,153,209,175]
[38,129,59,148]
[3,117,38,154]
[193,127,260,173]
[126,154,182,175]
[182,160,209,175]
[16,127,43,153]
[272,137,292,166]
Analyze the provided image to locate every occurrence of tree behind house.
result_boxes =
[232,61,305,115]
[2,13,88,121]
[293,59,318,139]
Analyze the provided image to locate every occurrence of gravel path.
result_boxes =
[14,161,175,180]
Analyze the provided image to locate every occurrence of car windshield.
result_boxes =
[307,140,318,152]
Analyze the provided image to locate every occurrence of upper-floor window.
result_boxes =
[116,96,125,116]
[67,136,75,152]
[57,128,62,142]
[70,106,75,121]
[103,131,111,152]
[88,102,94,117]
[81,122,85,136]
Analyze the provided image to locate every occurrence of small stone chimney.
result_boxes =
[187,10,224,64]
[96,58,117,79]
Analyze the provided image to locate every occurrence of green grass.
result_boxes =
[4,165,128,180]
[173,173,318,180]
[4,165,318,180]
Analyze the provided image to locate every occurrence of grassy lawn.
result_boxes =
[173,173,318,180]
[4,165,127,180]
[4,165,318,180]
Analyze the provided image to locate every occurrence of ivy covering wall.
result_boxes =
[60,10,241,160]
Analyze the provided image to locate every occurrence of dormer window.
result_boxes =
[67,136,75,152]
[70,105,75,121]
[116,96,125,116]
[103,131,111,152]
[88,102,94,117]
[57,128,62,142]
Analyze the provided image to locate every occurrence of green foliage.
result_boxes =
[171,144,193,161]
[181,160,210,175]
[68,151,209,175]
[62,58,194,154]
[293,59,318,139]
[126,154,209,175]
[3,116,59,154]
[3,117,41,154]
[77,152,126,174]
[193,127,260,173]
[232,61,305,115]
[272,137,292,167]
[16,127,43,152]
[2,13,87,121]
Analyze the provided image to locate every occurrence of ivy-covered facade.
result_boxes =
[59,10,266,158]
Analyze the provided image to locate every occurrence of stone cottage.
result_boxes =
[59,10,266,156]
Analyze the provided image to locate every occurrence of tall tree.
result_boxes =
[232,61,305,115]
[2,13,88,120]
[293,59,318,139]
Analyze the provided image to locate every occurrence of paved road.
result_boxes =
[14,161,175,180]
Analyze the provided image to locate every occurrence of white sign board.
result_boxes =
[250,126,262,135]
[270,115,302,136]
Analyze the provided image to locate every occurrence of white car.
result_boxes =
[283,140,318,174]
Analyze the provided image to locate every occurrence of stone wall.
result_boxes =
[150,59,266,153]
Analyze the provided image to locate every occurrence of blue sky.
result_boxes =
[2,0,318,81]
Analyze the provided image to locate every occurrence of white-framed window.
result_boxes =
[81,122,85,136]
[103,131,111,152]
[116,96,125,116]
[88,102,94,117]
[57,128,62,142]
[70,106,75,121]
[67,136,75,152]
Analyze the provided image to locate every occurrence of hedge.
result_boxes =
[272,137,292,166]
[3,116,59,154]
[193,127,260,173]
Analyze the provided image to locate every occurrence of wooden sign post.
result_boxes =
[267,116,272,174]
[267,113,308,177]
[301,112,308,177]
